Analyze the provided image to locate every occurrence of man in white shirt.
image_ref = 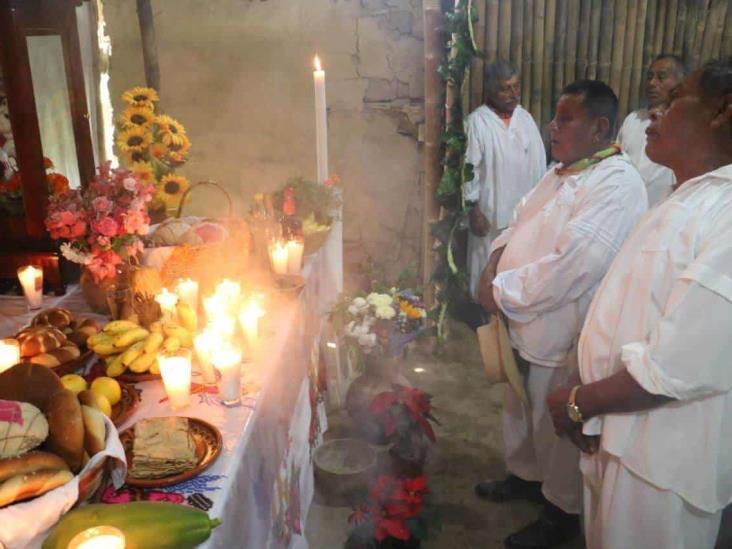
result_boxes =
[547,58,732,549]
[617,54,685,206]
[477,80,647,548]
[464,61,546,302]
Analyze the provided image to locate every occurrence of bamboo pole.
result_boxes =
[587,0,602,80]
[674,0,688,58]
[541,0,556,129]
[722,0,732,57]
[629,0,649,114]
[554,0,568,101]
[531,0,545,122]
[598,1,615,83]
[498,0,511,60]
[609,0,628,94]
[690,3,708,69]
[522,0,535,110]
[510,0,524,75]
[664,0,679,54]
[136,0,160,92]
[643,0,659,70]
[421,0,444,299]
[565,0,580,83]
[619,0,638,119]
[700,1,720,65]
[469,1,487,111]
[709,0,728,58]
[486,0,499,64]
[653,0,667,57]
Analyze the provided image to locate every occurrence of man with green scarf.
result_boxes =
[477,80,647,548]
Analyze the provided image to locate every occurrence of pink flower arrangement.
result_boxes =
[46,162,154,282]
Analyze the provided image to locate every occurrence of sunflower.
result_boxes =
[158,173,189,210]
[117,126,152,153]
[125,149,148,165]
[166,134,191,165]
[122,86,159,109]
[156,115,187,147]
[130,161,155,186]
[120,106,155,130]
[150,142,169,160]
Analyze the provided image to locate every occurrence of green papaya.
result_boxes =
[42,502,221,549]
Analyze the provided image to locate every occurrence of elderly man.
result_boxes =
[548,58,732,549]
[617,54,685,205]
[477,81,647,548]
[464,60,546,301]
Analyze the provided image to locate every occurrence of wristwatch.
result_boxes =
[566,385,584,423]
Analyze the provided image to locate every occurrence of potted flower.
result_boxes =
[345,474,438,549]
[45,162,154,312]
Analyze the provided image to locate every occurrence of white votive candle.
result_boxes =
[286,239,304,274]
[67,526,125,549]
[155,288,178,321]
[158,350,192,410]
[193,329,218,385]
[175,278,199,310]
[238,299,265,351]
[0,339,20,374]
[211,344,242,406]
[17,265,43,310]
[270,241,288,275]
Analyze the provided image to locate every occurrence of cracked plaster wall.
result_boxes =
[104,0,425,285]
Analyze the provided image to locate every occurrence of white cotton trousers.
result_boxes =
[467,227,500,300]
[502,361,582,514]
[581,451,722,549]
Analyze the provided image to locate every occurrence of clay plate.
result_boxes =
[117,370,162,383]
[119,417,222,488]
[111,382,140,427]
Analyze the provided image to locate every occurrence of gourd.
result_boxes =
[0,401,49,458]
[42,502,221,549]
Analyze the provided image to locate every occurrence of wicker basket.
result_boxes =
[157,181,251,289]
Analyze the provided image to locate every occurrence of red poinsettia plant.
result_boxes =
[345,475,438,549]
[369,385,438,464]
[45,162,154,282]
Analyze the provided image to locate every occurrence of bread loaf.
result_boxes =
[15,326,66,358]
[0,469,73,507]
[31,308,74,331]
[29,344,81,368]
[0,401,48,458]
[0,363,63,413]
[81,406,106,457]
[66,318,99,347]
[45,389,84,472]
[0,451,68,484]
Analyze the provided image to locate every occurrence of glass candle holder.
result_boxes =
[0,338,20,374]
[158,349,192,410]
[211,344,243,406]
[193,329,218,385]
[286,238,304,274]
[67,525,125,549]
[17,265,43,310]
[269,241,288,275]
[175,278,199,310]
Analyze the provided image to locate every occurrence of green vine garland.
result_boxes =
[432,0,479,341]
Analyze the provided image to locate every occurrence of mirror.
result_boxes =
[26,34,81,189]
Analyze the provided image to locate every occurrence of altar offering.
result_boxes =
[158,349,192,410]
[211,344,242,406]
[17,265,43,309]
[0,338,20,374]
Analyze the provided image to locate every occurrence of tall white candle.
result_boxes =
[193,329,218,385]
[175,278,199,310]
[0,339,20,374]
[155,288,178,321]
[158,350,192,410]
[313,55,328,183]
[286,239,304,274]
[211,344,242,406]
[17,265,43,309]
[269,241,288,275]
[238,299,265,350]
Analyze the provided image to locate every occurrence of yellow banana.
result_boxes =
[93,342,117,357]
[103,320,140,334]
[143,332,164,354]
[163,323,192,347]
[163,336,181,352]
[128,351,157,373]
[105,354,126,377]
[113,328,150,349]
[149,321,163,333]
[121,341,146,366]
[88,332,114,349]
[176,302,198,333]
[149,359,161,375]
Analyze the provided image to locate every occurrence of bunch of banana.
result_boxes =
[88,318,194,377]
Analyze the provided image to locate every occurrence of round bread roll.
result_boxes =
[0,401,49,458]
[80,406,106,457]
[45,389,84,472]
[66,318,99,347]
[0,451,68,484]
[29,344,81,368]
[0,363,63,413]
[15,326,67,358]
[0,469,73,508]
[31,308,74,330]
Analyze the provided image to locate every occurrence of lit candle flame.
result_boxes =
[314,55,322,72]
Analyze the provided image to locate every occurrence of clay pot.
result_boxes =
[345,354,411,444]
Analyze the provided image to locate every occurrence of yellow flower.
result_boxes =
[159,173,189,210]
[120,106,155,130]
[117,126,152,153]
[130,161,155,185]
[156,115,187,147]
[125,149,148,165]
[166,134,191,164]
[122,86,159,108]
[150,142,169,160]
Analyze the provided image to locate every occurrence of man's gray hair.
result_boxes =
[652,53,687,78]
[484,60,519,94]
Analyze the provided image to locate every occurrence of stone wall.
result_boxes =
[103,0,425,287]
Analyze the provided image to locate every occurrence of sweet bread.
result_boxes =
[66,318,99,347]
[29,344,81,368]
[44,389,84,472]
[15,326,66,358]
[0,469,73,508]
[0,401,49,458]
[31,308,74,331]
[0,451,68,484]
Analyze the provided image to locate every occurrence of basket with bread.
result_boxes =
[0,363,126,549]
[9,308,99,376]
